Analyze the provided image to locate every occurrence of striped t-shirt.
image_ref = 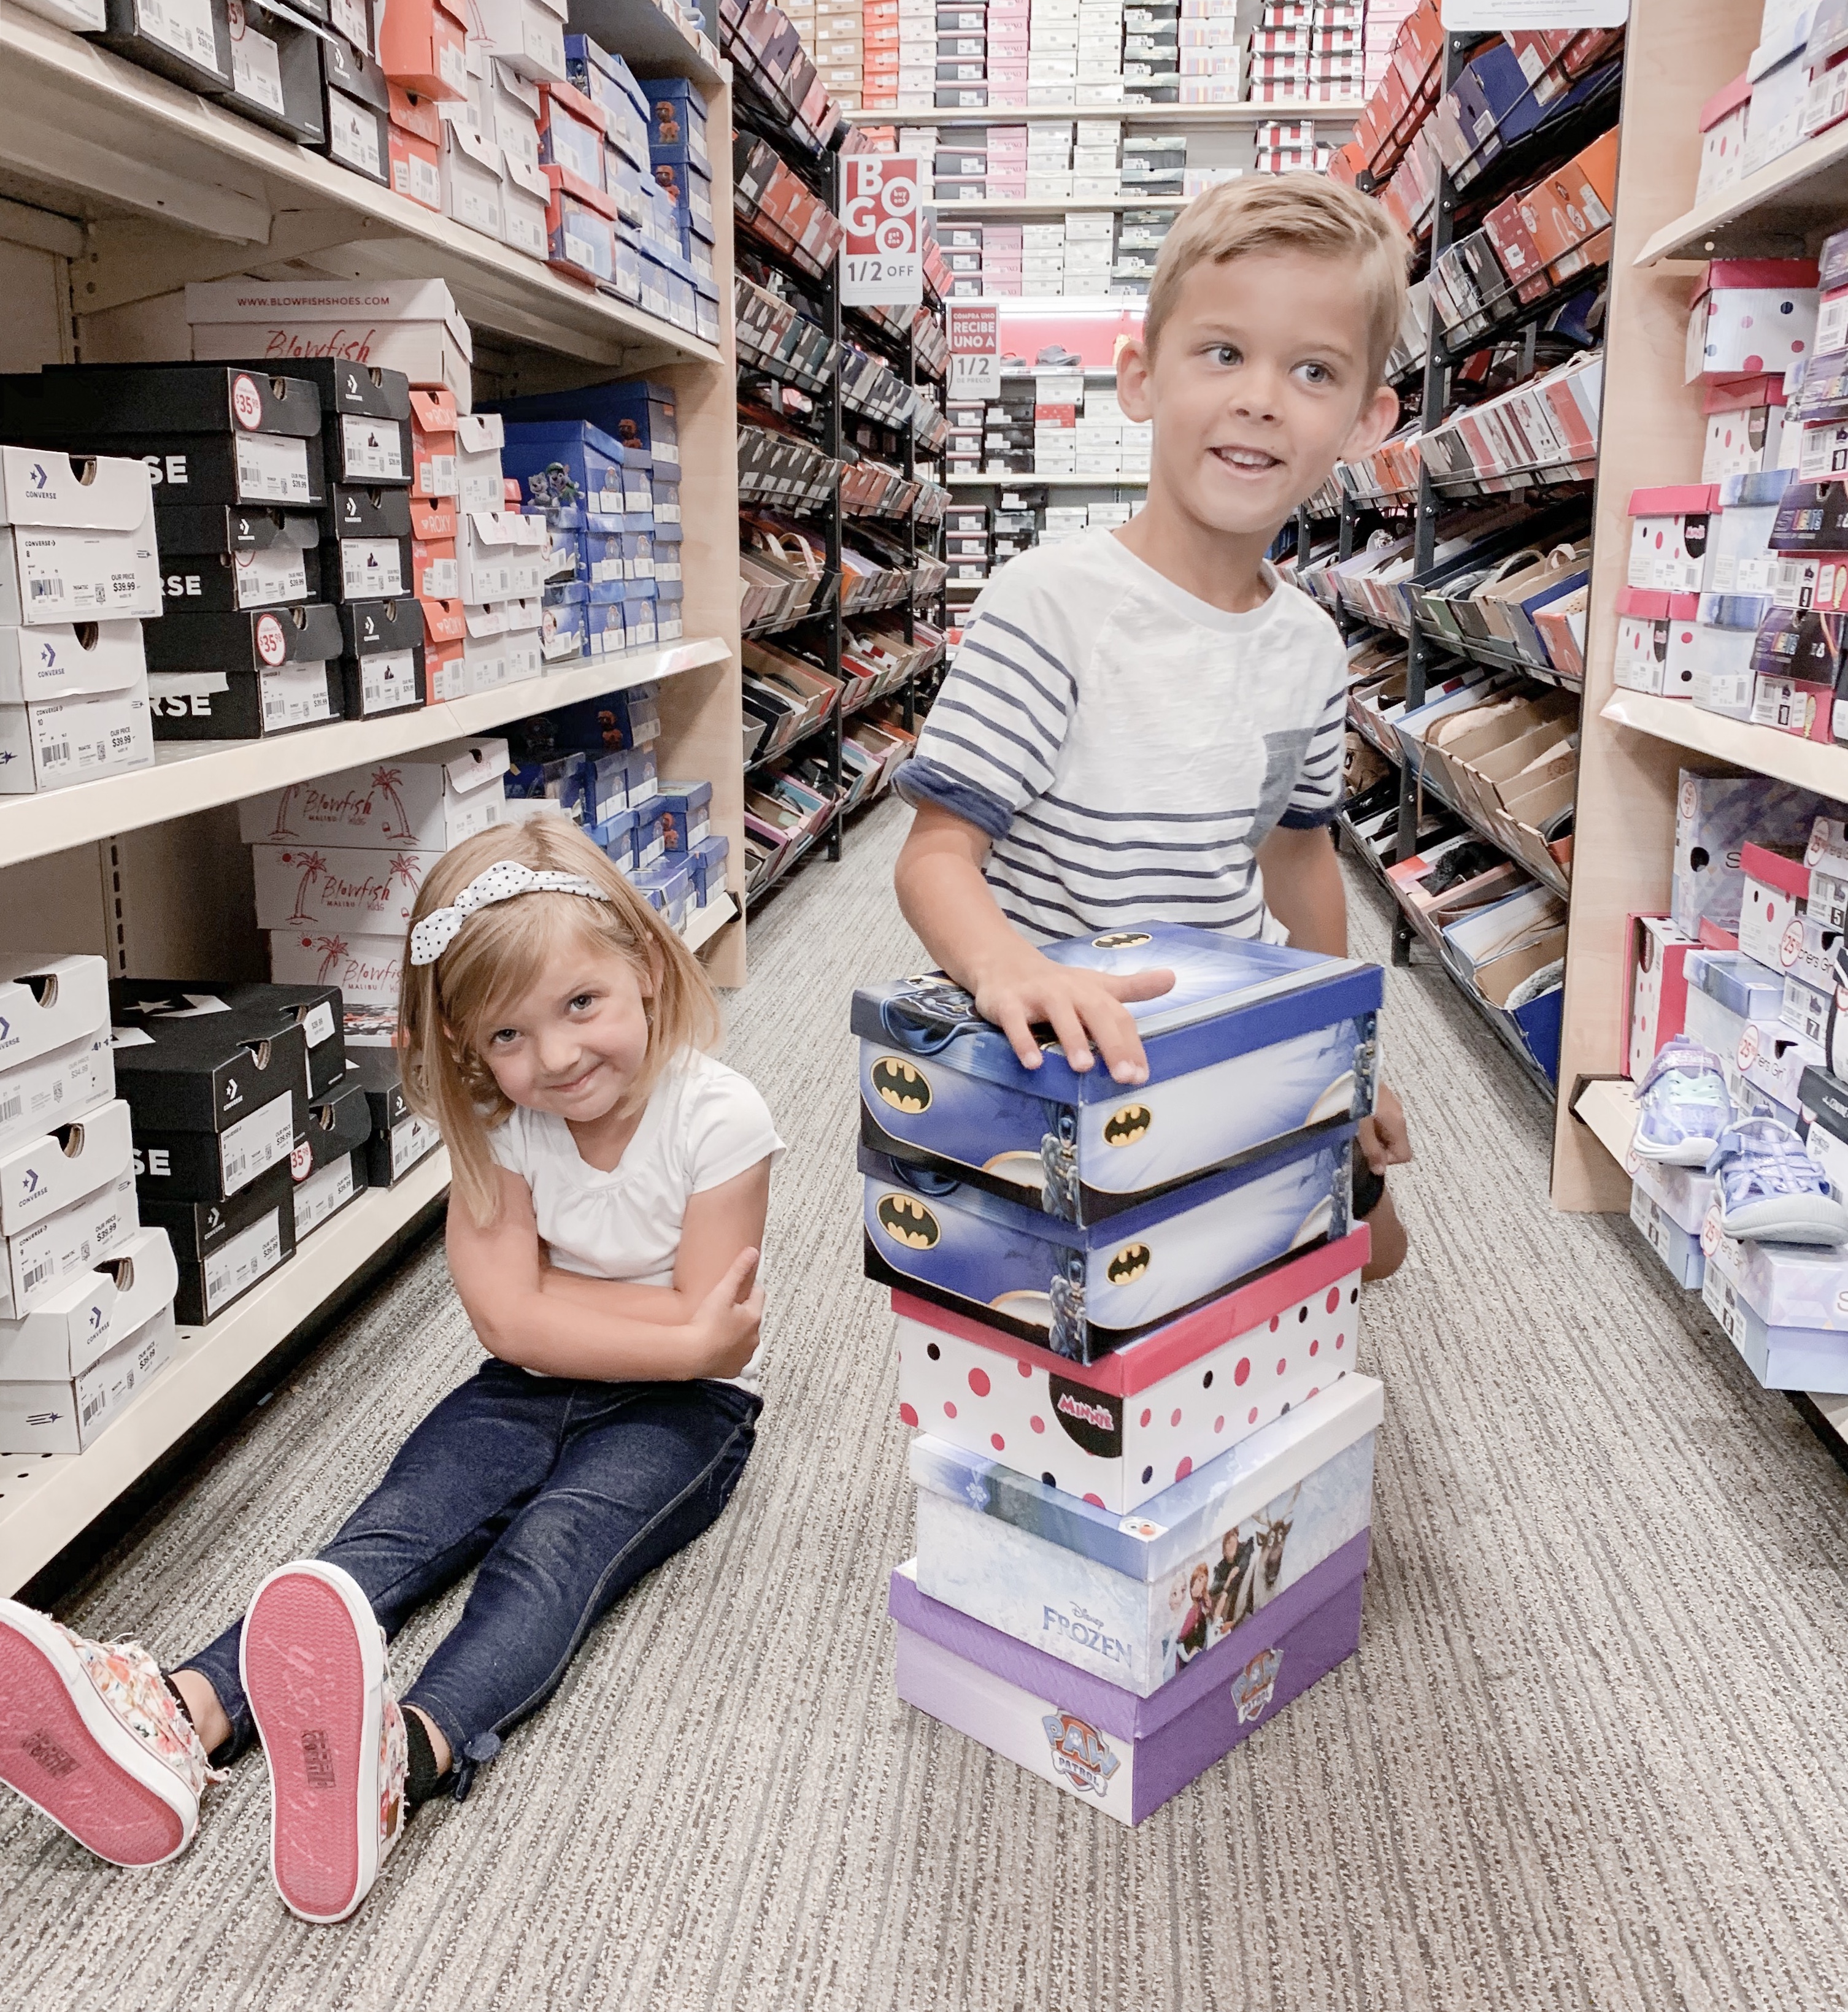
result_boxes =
[898,528,1349,944]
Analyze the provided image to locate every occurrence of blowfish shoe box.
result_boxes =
[144,604,345,741]
[1628,1158,1709,1290]
[863,1129,1355,1367]
[890,1540,1367,1828]
[183,278,474,407]
[268,927,403,1013]
[0,1164,137,1320]
[910,1372,1382,1697]
[0,448,161,628]
[348,1046,440,1187]
[251,838,442,935]
[111,1015,306,1205]
[1701,1216,1848,1392]
[893,1228,1368,1514]
[0,1226,177,1387]
[853,926,1380,1227]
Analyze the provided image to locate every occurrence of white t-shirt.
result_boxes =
[898,528,1348,944]
[486,1050,785,1392]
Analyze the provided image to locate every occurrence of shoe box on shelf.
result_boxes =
[866,922,1387,1822]
[0,445,159,792]
[0,954,183,1453]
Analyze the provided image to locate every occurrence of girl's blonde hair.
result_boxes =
[398,815,721,1226]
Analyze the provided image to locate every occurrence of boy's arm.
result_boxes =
[447,1167,763,1380]
[896,801,1174,1085]
[1255,824,1347,956]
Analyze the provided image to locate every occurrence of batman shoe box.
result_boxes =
[348,1045,439,1187]
[911,1373,1382,1696]
[855,926,1379,1224]
[0,1302,176,1454]
[863,1127,1355,1367]
[143,1161,297,1324]
[894,1227,1368,1513]
[145,603,345,740]
[110,1013,307,1205]
[111,978,345,1102]
[1628,1156,1707,1291]
[890,1532,1368,1827]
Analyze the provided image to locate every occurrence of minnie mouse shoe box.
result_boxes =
[910,1373,1382,1697]
[893,1228,1368,1513]
[890,1536,1368,1827]
[854,924,1380,1230]
[238,734,508,850]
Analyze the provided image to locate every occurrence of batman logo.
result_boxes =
[1103,1104,1151,1146]
[876,1193,941,1248]
[1092,931,1152,949]
[871,1055,932,1113]
[1106,1241,1151,1285]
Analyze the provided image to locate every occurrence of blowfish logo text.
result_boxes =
[1041,1711,1120,1798]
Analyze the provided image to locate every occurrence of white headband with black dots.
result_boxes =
[409,862,612,966]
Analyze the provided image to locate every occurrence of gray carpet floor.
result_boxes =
[6,797,1848,2011]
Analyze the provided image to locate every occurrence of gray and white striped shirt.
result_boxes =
[899,528,1349,944]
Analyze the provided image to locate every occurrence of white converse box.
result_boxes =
[0,1302,176,1454]
[0,1224,177,1384]
[0,1027,114,1156]
[0,1098,134,1238]
[0,1164,137,1319]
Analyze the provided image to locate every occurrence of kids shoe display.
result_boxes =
[0,1599,222,1867]
[1631,1035,1734,1166]
[241,1560,407,1924]
[1711,1118,1848,1246]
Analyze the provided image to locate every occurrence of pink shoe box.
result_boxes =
[1613,588,1700,699]
[1739,839,1821,967]
[1685,258,1820,384]
[893,1227,1367,1514]
[1627,914,1701,1080]
[1695,72,1751,204]
[1627,484,1719,594]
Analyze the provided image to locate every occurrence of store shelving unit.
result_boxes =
[947,470,1147,486]
[935,196,1189,217]
[839,101,1367,126]
[0,0,747,1581]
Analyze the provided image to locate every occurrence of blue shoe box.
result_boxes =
[1628,1157,1707,1289]
[589,806,639,872]
[645,778,710,850]
[644,77,709,170]
[490,380,677,469]
[690,832,730,905]
[1701,1215,1848,1390]
[853,924,1380,1227]
[501,421,631,513]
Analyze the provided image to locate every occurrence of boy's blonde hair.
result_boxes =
[1144,172,1411,387]
[398,816,721,1227]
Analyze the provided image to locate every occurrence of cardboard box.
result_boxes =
[113,1016,305,1206]
[0,1302,175,1454]
[1686,258,1820,383]
[251,840,444,932]
[0,1029,115,1158]
[1629,915,1701,1079]
[185,279,474,406]
[0,1099,134,1237]
[0,1220,172,1385]
[377,0,468,97]
[0,1165,137,1319]
[0,682,155,791]
[1628,1158,1707,1290]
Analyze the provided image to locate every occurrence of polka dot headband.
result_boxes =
[409,861,612,966]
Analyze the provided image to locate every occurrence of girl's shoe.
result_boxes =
[0,1599,221,1866]
[241,1561,407,1925]
[1712,1117,1848,1245]
[1632,1037,1734,1166]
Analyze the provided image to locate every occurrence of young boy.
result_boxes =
[895,174,1411,1274]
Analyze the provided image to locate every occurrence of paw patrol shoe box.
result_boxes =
[863,1128,1354,1365]
[1628,1157,1708,1289]
[854,924,1379,1227]
[910,1373,1381,1696]
[890,1534,1368,1827]
[892,1228,1367,1513]
[1701,1215,1848,1391]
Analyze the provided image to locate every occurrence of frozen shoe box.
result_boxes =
[1628,1157,1708,1289]
[892,1227,1367,1513]
[890,1536,1368,1827]
[911,1373,1382,1695]
[863,1127,1354,1365]
[0,1302,175,1455]
[1701,1217,1848,1391]
[853,925,1380,1225]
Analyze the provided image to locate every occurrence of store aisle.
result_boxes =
[6,802,1848,2012]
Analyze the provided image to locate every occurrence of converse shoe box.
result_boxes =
[854,924,1379,1226]
[909,1371,1380,1696]
[145,604,345,740]
[0,447,161,629]
[347,1045,441,1186]
[0,1301,177,1454]
[893,1227,1367,1511]
[110,978,345,1102]
[160,510,321,613]
[0,1223,176,1388]
[238,734,508,849]
[891,1535,1366,1827]
[0,1100,134,1242]
[144,1161,296,1324]
[324,483,415,601]
[90,0,233,94]
[291,1075,373,1238]
[336,595,425,718]
[111,1014,308,1205]
[0,1029,115,1161]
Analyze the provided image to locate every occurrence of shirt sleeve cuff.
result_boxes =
[894,758,1015,842]
[1276,799,1342,830]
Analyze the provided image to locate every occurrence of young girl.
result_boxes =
[0,818,780,1924]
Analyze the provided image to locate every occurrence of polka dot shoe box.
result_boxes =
[892,1228,1368,1513]
[907,1372,1382,1698]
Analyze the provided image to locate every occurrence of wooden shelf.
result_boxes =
[0,9,721,370]
[845,101,1366,126]
[1571,1077,1637,1172]
[1634,120,1848,266]
[682,888,736,953]
[1600,691,1848,797]
[0,638,731,874]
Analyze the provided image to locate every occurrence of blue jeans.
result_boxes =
[179,1361,760,1795]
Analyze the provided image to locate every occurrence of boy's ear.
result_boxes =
[1341,383,1401,464]
[1116,336,1155,424]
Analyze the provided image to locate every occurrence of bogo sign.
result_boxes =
[841,156,923,308]
[947,301,1000,401]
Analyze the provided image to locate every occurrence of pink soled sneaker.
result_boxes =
[0,1599,223,1866]
[241,1561,407,1925]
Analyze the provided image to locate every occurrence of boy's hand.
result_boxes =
[1359,1082,1411,1173]
[689,1246,764,1379]
[972,947,1175,1083]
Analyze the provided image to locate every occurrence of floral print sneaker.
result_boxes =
[241,1561,407,1924]
[1632,1035,1735,1167]
[0,1598,223,1866]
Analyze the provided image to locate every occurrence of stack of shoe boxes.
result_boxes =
[946,398,988,470]
[1255,116,1322,173]
[1034,372,1080,475]
[1,364,364,747]
[941,221,985,295]
[1074,117,1122,190]
[1123,0,1176,101]
[1041,501,1091,543]
[985,220,1026,291]
[934,0,987,108]
[1026,119,1074,200]
[1064,210,1115,294]
[1080,0,1125,98]
[986,0,1026,107]
[0,446,158,793]
[1030,0,1077,106]
[856,927,1386,1824]
[0,955,180,1454]
[991,495,1040,559]
[1122,128,1184,195]
[945,504,994,582]
[1022,217,1067,293]
[811,6,861,109]
[1252,0,1368,107]
[1364,0,1417,98]
[935,123,988,199]
[1178,0,1240,102]
[645,80,720,342]
[1115,205,1174,289]
[987,379,1039,470]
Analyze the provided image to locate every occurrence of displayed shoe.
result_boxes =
[1035,343,1082,367]
[1631,1035,1734,1167]
[242,1561,407,1925]
[1711,1116,1848,1245]
[0,1599,221,1866]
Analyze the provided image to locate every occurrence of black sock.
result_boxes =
[403,1710,449,1808]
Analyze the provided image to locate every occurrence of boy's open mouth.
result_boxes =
[1211,445,1284,471]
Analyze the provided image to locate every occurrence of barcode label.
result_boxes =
[260,663,334,731]
[236,431,313,506]
[293,1154,357,1238]
[0,1091,21,1126]
[202,1207,285,1315]
[302,1002,336,1048]
[82,1391,104,1426]
[329,93,383,177]
[361,648,418,715]
[341,539,405,598]
[231,14,286,112]
[342,414,406,482]
[236,547,309,608]
[217,1089,295,1196]
[391,1114,438,1179]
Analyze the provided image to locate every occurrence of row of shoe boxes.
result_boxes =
[946,371,1149,475]
[1626,773,1848,1396]
[925,121,1183,202]
[938,206,1172,300]
[853,935,1385,1823]
[1247,0,1366,98]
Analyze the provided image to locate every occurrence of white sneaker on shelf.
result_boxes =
[0,1599,223,1867]
[241,1561,407,1925]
